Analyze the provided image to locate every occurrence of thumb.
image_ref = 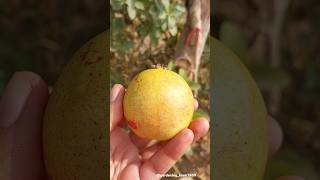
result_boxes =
[110,84,125,132]
[0,72,49,180]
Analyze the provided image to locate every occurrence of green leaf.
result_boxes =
[111,0,125,10]
[122,39,134,51]
[110,68,123,85]
[136,23,150,37]
[264,149,319,180]
[167,61,176,71]
[161,22,167,31]
[111,17,125,33]
[188,80,201,91]
[161,0,170,11]
[219,21,248,62]
[154,0,163,12]
[168,25,177,36]
[112,36,134,52]
[126,0,136,20]
[158,11,167,20]
[248,64,291,90]
[178,69,201,91]
[150,23,161,45]
[168,16,176,28]
[175,4,186,12]
[178,69,188,81]
[193,108,209,120]
[184,146,194,156]
[134,1,145,10]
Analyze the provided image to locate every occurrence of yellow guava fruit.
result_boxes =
[43,31,108,180]
[123,68,194,140]
[211,36,268,180]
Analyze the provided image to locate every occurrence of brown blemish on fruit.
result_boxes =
[84,56,103,66]
[80,42,93,61]
[127,120,138,130]
[80,50,90,61]
[135,76,142,83]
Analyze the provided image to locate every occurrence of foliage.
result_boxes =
[166,61,209,119]
[217,1,320,176]
[110,0,186,55]
[166,61,201,91]
[220,22,248,61]
[0,0,106,93]
[264,149,319,180]
[219,21,291,91]
[192,108,209,120]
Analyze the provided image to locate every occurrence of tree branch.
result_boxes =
[174,0,210,96]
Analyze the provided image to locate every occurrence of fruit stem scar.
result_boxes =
[127,120,138,130]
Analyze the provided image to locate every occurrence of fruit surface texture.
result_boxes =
[123,68,194,141]
[43,31,107,180]
[211,36,268,180]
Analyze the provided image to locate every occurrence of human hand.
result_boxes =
[0,72,305,180]
[0,72,48,180]
[110,84,210,180]
[268,116,305,180]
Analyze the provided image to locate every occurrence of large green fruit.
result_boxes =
[211,36,268,180]
[43,31,108,180]
[123,68,194,141]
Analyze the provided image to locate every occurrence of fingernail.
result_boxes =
[0,72,41,128]
[200,118,210,130]
[110,84,123,103]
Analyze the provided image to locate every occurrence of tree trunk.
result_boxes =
[174,0,210,96]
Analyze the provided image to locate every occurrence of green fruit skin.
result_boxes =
[43,32,108,180]
[211,37,268,180]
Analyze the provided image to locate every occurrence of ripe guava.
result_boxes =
[123,68,194,141]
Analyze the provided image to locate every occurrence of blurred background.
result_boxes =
[111,0,210,179]
[0,0,106,90]
[213,0,320,179]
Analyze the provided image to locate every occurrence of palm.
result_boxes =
[110,84,209,180]
[110,121,195,180]
[110,127,141,180]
